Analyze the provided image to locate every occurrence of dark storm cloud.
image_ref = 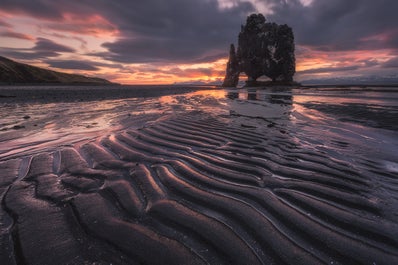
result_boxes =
[382,57,398,68]
[0,0,253,63]
[0,0,64,19]
[0,48,55,60]
[0,37,75,60]
[34,38,75,53]
[267,0,398,51]
[98,0,253,63]
[298,65,360,74]
[359,59,379,67]
[45,60,99,71]
[1,0,397,64]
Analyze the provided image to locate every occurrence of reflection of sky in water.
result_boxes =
[226,89,293,104]
[0,97,165,159]
[216,88,398,173]
[158,90,229,115]
[1,88,397,170]
[290,89,398,174]
[293,89,398,106]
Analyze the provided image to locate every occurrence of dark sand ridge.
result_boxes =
[1,87,398,264]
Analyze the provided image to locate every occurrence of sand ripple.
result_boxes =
[1,111,398,264]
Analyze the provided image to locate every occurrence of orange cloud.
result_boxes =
[296,45,394,73]
[103,58,228,85]
[44,13,119,37]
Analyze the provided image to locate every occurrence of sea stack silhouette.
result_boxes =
[222,14,296,87]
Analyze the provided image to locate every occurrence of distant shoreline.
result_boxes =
[0,82,120,86]
[300,84,398,88]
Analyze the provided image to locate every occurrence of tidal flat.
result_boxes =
[0,85,398,264]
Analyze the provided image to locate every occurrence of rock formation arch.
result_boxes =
[222,14,296,87]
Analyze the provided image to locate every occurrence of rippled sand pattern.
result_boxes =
[1,108,397,264]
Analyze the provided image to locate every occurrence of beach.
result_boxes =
[1,85,398,264]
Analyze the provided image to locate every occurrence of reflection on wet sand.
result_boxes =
[226,89,293,105]
[0,97,168,159]
[224,89,294,125]
[1,86,398,264]
[226,91,239,100]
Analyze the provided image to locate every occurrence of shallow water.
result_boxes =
[1,86,397,185]
[1,85,397,192]
[1,85,398,264]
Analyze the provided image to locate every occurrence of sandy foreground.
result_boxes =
[1,85,398,264]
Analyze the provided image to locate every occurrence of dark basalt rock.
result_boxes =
[222,14,296,87]
[222,44,240,87]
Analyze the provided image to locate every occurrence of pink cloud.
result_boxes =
[0,29,34,40]
[44,13,119,37]
[0,19,11,28]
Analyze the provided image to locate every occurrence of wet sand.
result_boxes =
[1,86,398,264]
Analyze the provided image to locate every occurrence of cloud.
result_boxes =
[1,0,397,84]
[0,19,11,28]
[40,32,89,50]
[0,0,254,63]
[163,67,221,78]
[97,0,254,63]
[0,1,65,19]
[382,57,398,68]
[34,37,75,53]
[2,0,397,59]
[298,65,360,74]
[0,37,75,60]
[359,59,380,67]
[0,30,34,40]
[44,14,119,37]
[45,59,99,71]
[44,58,125,71]
[267,0,398,52]
[1,0,397,54]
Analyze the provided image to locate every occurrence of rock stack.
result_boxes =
[222,14,296,87]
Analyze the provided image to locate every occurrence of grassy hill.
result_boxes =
[0,56,114,85]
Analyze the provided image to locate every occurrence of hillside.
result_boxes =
[0,56,114,85]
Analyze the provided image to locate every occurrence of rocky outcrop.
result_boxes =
[222,14,296,87]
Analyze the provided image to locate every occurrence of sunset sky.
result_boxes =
[0,0,397,84]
